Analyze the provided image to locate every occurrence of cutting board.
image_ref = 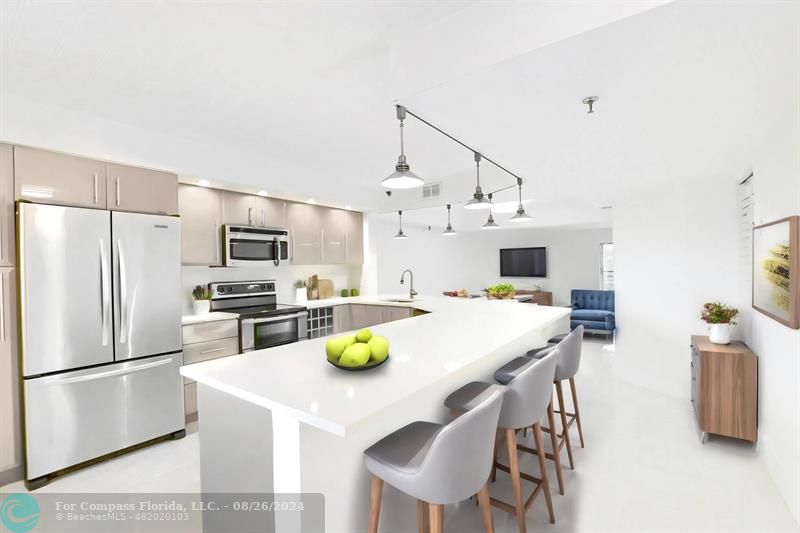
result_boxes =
[318,279,335,299]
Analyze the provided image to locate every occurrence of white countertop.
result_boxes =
[180,295,570,436]
[181,312,239,325]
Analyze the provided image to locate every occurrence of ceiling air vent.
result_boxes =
[422,182,441,200]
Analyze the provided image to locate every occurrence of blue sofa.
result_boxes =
[570,289,615,335]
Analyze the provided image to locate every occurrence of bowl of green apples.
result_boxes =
[325,329,390,371]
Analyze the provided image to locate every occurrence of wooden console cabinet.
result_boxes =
[515,290,553,306]
[690,335,758,442]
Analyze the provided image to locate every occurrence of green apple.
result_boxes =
[325,338,347,363]
[339,334,357,348]
[355,328,373,343]
[339,343,371,367]
[368,336,390,363]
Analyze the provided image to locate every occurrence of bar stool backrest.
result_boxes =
[415,388,505,504]
[499,349,558,430]
[554,325,584,381]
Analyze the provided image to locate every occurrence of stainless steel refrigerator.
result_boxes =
[18,202,185,487]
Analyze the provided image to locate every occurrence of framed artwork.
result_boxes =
[753,216,799,329]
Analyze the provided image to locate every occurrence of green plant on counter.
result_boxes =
[350,288,360,297]
[294,280,307,289]
[341,289,350,297]
[700,302,739,325]
[486,283,515,295]
[191,285,212,301]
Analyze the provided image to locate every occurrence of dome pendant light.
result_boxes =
[442,204,458,236]
[481,194,501,229]
[508,178,533,222]
[464,152,492,210]
[383,106,424,189]
[393,210,409,239]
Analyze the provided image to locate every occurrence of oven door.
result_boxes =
[240,312,308,352]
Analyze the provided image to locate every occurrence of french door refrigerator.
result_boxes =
[18,203,184,487]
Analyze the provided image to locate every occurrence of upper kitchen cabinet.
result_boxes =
[0,145,14,266]
[320,208,349,264]
[343,210,363,265]
[178,184,222,266]
[106,163,178,215]
[286,201,322,265]
[222,191,286,228]
[14,146,107,209]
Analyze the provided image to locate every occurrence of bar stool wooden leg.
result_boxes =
[555,381,575,469]
[505,428,527,533]
[368,475,383,533]
[477,483,495,533]
[533,423,556,524]
[428,503,444,533]
[546,397,565,495]
[417,500,429,533]
[569,376,585,448]
[492,429,504,483]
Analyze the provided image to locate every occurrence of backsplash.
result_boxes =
[182,264,363,314]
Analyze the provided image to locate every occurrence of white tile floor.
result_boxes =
[3,339,798,532]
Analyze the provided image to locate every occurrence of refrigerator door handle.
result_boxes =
[99,239,111,346]
[37,357,172,385]
[117,239,128,344]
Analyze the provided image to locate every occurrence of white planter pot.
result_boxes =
[708,323,732,345]
[192,300,210,315]
[295,288,308,304]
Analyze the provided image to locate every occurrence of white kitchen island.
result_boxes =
[180,296,570,533]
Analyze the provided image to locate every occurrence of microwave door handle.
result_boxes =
[273,237,280,266]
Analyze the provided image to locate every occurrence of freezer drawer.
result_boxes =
[24,353,184,480]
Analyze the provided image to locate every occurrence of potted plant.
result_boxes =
[295,280,308,304]
[485,283,516,300]
[191,285,212,315]
[700,302,739,344]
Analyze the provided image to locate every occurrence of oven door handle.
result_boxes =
[243,312,308,325]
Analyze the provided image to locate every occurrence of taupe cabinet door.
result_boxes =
[320,208,349,265]
[0,267,20,473]
[0,145,14,266]
[179,184,222,265]
[106,163,178,215]
[14,146,107,209]
[221,191,256,226]
[286,202,322,265]
[257,196,286,228]
[333,305,352,333]
[344,210,363,265]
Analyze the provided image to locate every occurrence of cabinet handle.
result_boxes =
[93,172,98,204]
[321,229,325,263]
[199,346,227,355]
[0,271,5,342]
[290,228,294,261]
[214,221,220,264]
[261,209,265,227]
[115,177,121,206]
[344,232,348,263]
[248,207,253,226]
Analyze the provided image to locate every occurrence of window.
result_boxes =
[601,243,614,290]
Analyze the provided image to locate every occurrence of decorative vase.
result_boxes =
[708,323,732,344]
[192,300,210,315]
[296,288,308,304]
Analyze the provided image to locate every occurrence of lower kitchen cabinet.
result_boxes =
[0,267,20,482]
[181,319,240,419]
[333,305,351,333]
[337,304,413,332]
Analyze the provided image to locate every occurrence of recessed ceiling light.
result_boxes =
[307,198,316,204]
[198,179,210,187]
[257,190,268,196]
[345,205,352,210]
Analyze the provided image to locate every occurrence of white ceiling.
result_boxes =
[1,1,796,231]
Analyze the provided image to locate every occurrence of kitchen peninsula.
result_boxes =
[180,296,570,532]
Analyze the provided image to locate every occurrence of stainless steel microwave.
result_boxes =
[222,225,289,267]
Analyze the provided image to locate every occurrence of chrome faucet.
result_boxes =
[400,269,418,300]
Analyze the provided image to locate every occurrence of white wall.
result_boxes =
[370,216,611,306]
[182,264,361,315]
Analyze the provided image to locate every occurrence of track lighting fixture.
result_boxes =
[481,194,500,230]
[464,152,492,210]
[383,106,424,189]
[442,204,457,236]
[393,210,408,239]
[508,178,533,222]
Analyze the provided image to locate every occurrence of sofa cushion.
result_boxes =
[571,309,613,322]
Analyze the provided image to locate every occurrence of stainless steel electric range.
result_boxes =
[209,280,307,352]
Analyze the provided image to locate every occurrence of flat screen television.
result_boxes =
[500,247,547,277]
